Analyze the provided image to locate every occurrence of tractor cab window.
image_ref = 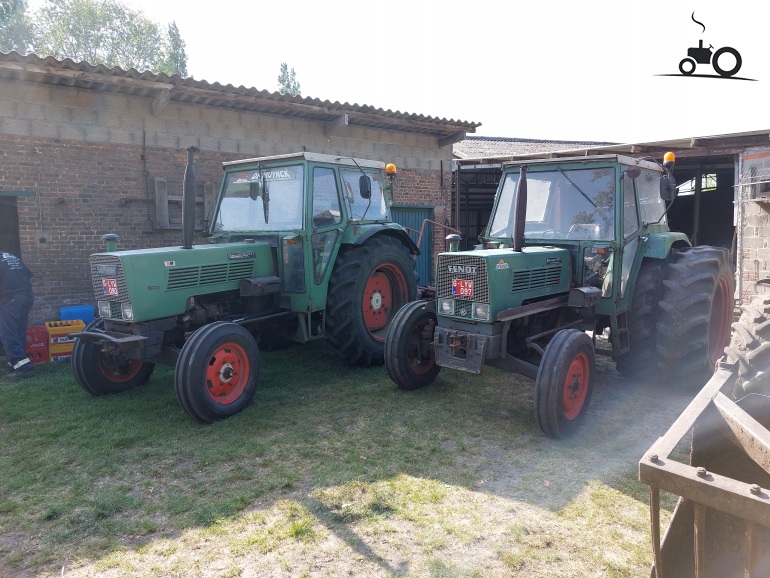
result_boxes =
[637,169,667,226]
[340,169,388,221]
[489,167,615,241]
[214,164,305,232]
[312,167,342,227]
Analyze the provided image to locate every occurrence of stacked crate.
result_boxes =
[45,320,85,362]
[25,325,50,364]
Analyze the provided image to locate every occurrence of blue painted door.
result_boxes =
[391,206,433,286]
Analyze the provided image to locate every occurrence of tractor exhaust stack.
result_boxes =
[182,146,199,250]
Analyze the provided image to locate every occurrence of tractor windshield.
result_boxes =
[489,167,616,241]
[213,164,305,232]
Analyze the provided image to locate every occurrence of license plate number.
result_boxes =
[102,278,118,296]
[452,279,473,297]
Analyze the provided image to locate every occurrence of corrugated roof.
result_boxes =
[455,131,770,166]
[0,51,480,139]
[453,136,616,160]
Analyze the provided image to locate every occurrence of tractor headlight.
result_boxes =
[98,301,111,318]
[438,298,455,315]
[472,302,490,321]
[121,302,134,321]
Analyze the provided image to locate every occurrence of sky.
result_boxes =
[27,0,770,144]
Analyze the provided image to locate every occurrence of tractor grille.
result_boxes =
[511,266,562,292]
[436,254,489,307]
[166,261,254,290]
[90,255,127,318]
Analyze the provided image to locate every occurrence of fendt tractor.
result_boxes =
[385,152,735,439]
[72,148,419,422]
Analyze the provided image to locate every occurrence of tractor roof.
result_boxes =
[501,153,662,172]
[223,152,386,170]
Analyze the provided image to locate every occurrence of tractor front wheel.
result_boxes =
[656,246,734,386]
[175,322,260,423]
[385,300,440,390]
[72,319,155,395]
[535,329,595,439]
[326,236,417,366]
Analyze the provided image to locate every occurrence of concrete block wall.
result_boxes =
[0,78,454,323]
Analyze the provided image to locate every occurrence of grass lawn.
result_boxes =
[0,339,693,577]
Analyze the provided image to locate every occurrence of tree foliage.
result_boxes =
[157,20,187,77]
[0,0,33,53]
[277,62,301,97]
[23,0,189,76]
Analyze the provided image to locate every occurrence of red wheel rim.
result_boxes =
[408,318,435,374]
[562,352,590,421]
[98,354,143,383]
[205,342,250,404]
[708,277,732,364]
[362,263,409,340]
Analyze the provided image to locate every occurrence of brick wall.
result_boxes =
[0,78,455,324]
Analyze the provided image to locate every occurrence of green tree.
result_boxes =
[277,62,301,96]
[157,20,187,77]
[32,0,188,75]
[0,0,33,53]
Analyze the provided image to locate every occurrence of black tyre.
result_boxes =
[385,300,440,390]
[72,319,155,395]
[712,46,742,77]
[175,322,259,423]
[725,296,770,396]
[615,259,665,377]
[326,236,417,366]
[679,57,696,75]
[535,329,595,439]
[656,246,734,385]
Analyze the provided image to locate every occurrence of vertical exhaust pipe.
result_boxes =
[182,146,199,250]
[512,165,527,252]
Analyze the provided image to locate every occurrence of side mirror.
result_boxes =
[660,172,677,202]
[359,175,372,199]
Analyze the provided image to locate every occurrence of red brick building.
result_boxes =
[0,52,478,323]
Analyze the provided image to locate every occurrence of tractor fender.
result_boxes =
[640,232,690,260]
[341,223,420,255]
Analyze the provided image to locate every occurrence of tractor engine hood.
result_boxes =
[89,241,276,323]
[435,246,572,322]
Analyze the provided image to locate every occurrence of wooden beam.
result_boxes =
[323,113,348,136]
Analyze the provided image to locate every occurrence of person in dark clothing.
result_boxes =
[0,251,35,377]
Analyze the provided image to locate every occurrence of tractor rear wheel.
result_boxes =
[535,329,595,439]
[385,300,440,390]
[615,259,664,377]
[326,236,416,366]
[175,322,259,423]
[725,295,770,396]
[656,246,734,386]
[72,319,155,395]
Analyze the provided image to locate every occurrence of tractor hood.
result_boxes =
[89,241,276,322]
[435,246,572,322]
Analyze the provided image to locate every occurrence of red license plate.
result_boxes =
[102,278,118,296]
[452,279,474,297]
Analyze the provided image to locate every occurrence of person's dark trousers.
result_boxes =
[0,292,34,363]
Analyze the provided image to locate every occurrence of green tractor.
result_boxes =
[72,149,419,422]
[385,152,734,438]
